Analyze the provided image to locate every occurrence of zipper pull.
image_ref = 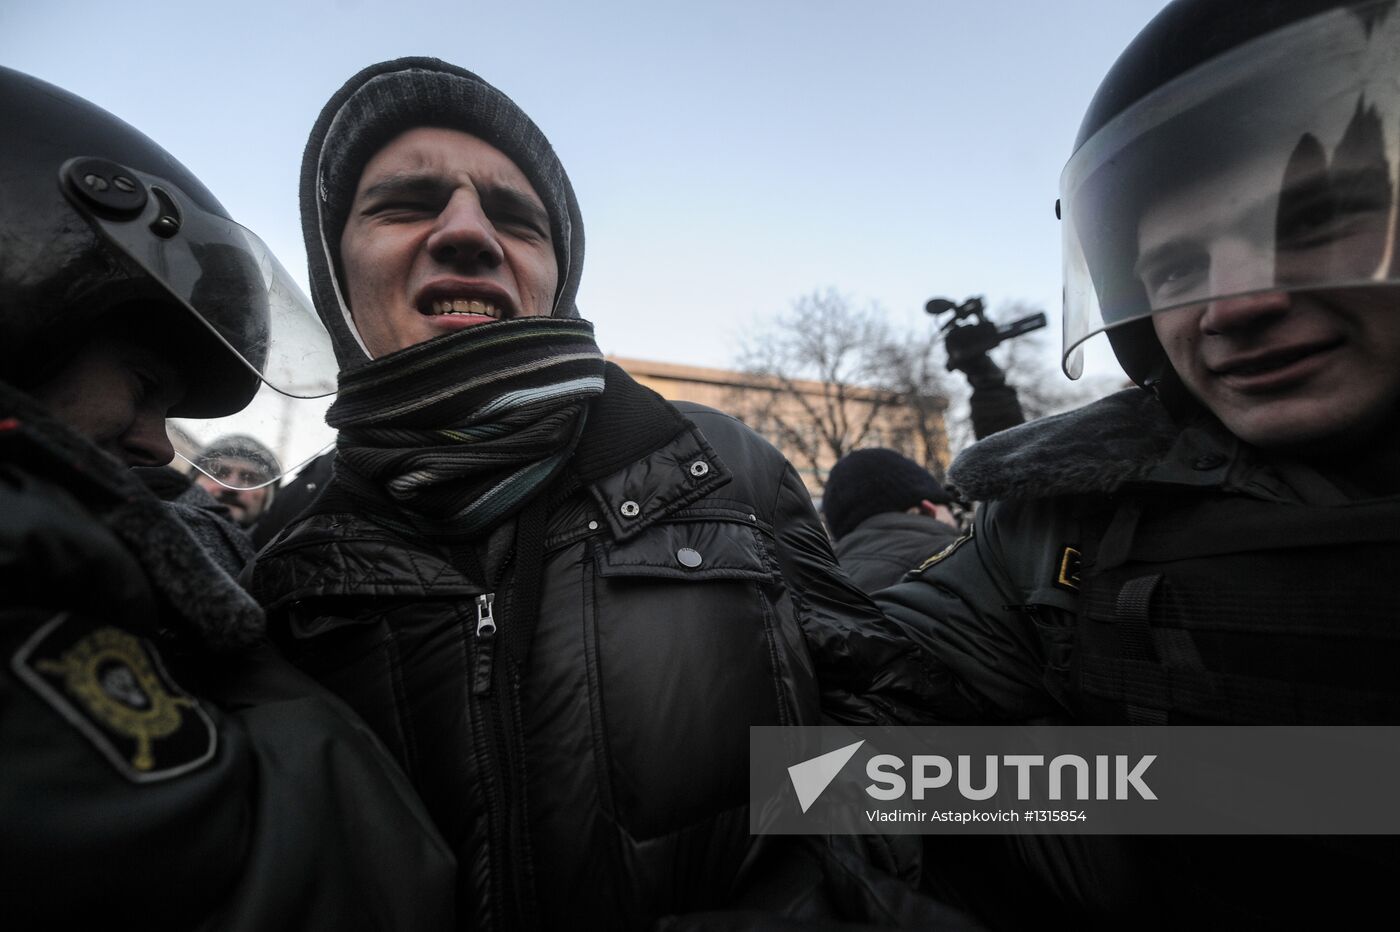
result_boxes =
[473,592,496,696]
[476,592,497,637]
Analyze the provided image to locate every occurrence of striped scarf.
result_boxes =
[328,317,605,548]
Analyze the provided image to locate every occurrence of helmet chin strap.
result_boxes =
[1108,314,1208,424]
[1146,363,1207,425]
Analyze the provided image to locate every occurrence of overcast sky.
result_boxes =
[3,0,1169,461]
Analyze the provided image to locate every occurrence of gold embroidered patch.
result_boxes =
[1055,546,1083,591]
[915,532,971,573]
[13,614,217,782]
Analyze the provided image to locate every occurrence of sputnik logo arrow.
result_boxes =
[787,739,865,813]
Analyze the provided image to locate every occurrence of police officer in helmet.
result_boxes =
[0,66,453,929]
[816,1,1400,926]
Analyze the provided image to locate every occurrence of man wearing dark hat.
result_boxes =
[822,448,960,592]
[244,57,948,932]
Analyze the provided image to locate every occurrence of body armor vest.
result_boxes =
[1073,489,1400,724]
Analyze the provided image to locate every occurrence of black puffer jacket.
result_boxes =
[246,381,896,931]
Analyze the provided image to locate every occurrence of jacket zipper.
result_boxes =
[473,592,496,696]
[469,590,536,930]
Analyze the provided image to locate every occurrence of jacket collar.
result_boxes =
[568,362,732,541]
[1,380,266,650]
[587,421,730,542]
[948,388,1222,502]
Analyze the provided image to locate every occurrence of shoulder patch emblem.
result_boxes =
[915,531,972,573]
[1055,546,1083,592]
[12,614,217,782]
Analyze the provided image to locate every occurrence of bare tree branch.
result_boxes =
[729,289,953,494]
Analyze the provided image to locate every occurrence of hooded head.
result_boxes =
[301,57,585,371]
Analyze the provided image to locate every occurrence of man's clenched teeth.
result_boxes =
[428,298,500,318]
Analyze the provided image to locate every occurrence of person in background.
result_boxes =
[821,448,961,592]
[248,446,335,549]
[137,459,257,575]
[193,433,281,530]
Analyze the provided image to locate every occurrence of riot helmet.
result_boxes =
[0,66,336,420]
[1058,0,1400,385]
[0,67,338,478]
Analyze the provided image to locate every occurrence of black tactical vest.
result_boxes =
[1072,490,1400,724]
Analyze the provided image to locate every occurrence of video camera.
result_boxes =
[925,295,1046,372]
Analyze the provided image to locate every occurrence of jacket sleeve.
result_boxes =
[0,463,455,931]
[869,498,1071,722]
[0,604,256,929]
[764,460,954,724]
[783,473,1068,724]
[191,645,458,932]
[0,609,457,932]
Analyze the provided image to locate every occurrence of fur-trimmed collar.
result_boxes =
[1,381,265,650]
[948,388,1180,502]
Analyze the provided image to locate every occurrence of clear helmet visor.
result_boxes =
[1060,2,1400,379]
[172,391,334,491]
[63,160,338,486]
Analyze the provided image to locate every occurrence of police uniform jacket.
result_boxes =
[823,387,1400,929]
[0,382,455,931]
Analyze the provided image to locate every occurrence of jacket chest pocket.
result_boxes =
[586,518,789,838]
[594,515,773,582]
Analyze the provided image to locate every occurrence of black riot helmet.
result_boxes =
[0,67,336,418]
[1058,0,1400,387]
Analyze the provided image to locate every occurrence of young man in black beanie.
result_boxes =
[244,57,973,932]
[822,448,961,592]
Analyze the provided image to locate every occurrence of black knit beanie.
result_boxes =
[822,448,950,541]
[300,56,584,371]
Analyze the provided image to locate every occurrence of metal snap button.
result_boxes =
[677,548,703,568]
[620,501,640,518]
[689,460,710,478]
[588,520,599,530]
